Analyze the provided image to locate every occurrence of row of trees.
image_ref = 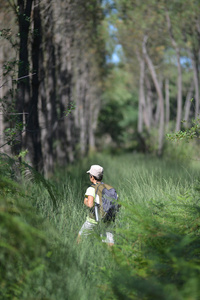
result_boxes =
[1,0,200,172]
[104,0,200,154]
[0,0,105,174]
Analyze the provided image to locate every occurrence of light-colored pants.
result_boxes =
[79,220,114,244]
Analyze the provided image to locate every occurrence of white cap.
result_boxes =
[86,165,104,178]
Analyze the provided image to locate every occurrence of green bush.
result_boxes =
[0,177,48,299]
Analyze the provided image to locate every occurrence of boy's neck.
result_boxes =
[92,180,101,185]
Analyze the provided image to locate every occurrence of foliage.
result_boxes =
[97,65,138,150]
[0,153,58,210]
[0,176,47,299]
[110,190,200,299]
[93,153,200,299]
[166,117,200,142]
[101,0,200,155]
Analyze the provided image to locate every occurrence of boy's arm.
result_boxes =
[84,186,95,208]
[84,195,94,208]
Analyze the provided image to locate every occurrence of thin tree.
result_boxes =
[142,36,165,156]
[166,9,182,132]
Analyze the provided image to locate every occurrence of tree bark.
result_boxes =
[88,65,101,153]
[41,0,57,175]
[165,78,170,129]
[166,10,182,131]
[14,0,33,158]
[136,49,150,132]
[183,81,194,127]
[22,0,43,171]
[137,86,143,133]
[145,75,153,128]
[187,48,199,118]
[142,36,165,156]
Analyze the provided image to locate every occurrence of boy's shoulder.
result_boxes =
[85,186,95,196]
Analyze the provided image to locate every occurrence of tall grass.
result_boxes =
[1,153,200,299]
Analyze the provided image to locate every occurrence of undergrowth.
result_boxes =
[1,152,200,299]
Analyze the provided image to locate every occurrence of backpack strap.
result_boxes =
[92,182,103,203]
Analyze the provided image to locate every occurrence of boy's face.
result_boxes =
[89,174,94,183]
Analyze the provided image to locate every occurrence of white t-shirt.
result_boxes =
[85,186,100,204]
[85,186,100,224]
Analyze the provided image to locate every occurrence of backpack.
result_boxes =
[92,182,120,222]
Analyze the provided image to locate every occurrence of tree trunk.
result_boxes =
[37,10,48,175]
[0,35,5,152]
[136,50,150,132]
[137,88,143,133]
[176,53,183,131]
[80,61,89,156]
[165,78,170,129]
[24,0,43,171]
[14,0,33,158]
[183,81,194,127]
[166,10,182,132]
[88,68,101,153]
[142,36,165,156]
[0,75,4,153]
[42,0,57,175]
[145,75,153,128]
[154,98,160,127]
[188,48,199,118]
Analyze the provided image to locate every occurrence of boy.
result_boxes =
[77,165,115,246]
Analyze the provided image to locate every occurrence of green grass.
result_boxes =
[1,153,200,299]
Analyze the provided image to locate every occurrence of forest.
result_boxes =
[1,0,200,299]
[0,0,199,172]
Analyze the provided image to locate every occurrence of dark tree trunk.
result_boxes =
[54,0,75,164]
[14,0,33,158]
[25,0,43,171]
[42,0,57,175]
